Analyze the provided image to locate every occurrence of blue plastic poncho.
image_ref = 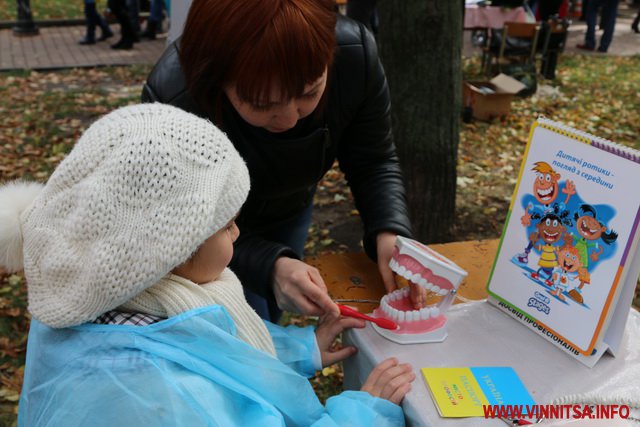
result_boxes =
[19,305,404,426]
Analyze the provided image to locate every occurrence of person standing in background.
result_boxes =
[140,0,165,40]
[577,0,620,52]
[78,0,113,45]
[538,0,566,79]
[108,0,136,49]
[127,0,141,41]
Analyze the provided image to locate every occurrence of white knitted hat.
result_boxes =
[0,103,250,328]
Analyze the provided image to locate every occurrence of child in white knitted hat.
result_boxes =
[0,103,414,426]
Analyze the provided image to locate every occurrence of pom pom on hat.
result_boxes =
[0,181,44,272]
[19,103,250,328]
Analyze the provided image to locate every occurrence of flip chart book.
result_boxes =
[421,367,535,417]
[487,117,640,367]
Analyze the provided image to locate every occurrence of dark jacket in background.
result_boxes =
[141,15,412,300]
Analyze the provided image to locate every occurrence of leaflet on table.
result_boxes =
[421,366,535,418]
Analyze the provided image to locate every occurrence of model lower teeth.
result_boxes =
[373,279,448,334]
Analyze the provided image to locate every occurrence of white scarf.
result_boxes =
[120,268,276,357]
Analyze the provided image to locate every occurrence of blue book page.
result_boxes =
[470,367,535,406]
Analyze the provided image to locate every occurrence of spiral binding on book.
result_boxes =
[536,116,640,164]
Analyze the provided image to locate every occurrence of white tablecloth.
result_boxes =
[343,302,640,426]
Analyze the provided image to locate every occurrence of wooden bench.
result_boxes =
[306,239,499,312]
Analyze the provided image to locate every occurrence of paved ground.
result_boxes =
[0,7,637,72]
[0,25,166,71]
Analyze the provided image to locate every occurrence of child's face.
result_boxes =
[173,220,239,284]
[558,247,581,273]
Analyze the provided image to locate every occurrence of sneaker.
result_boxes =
[516,252,529,263]
[531,272,539,280]
[78,37,96,45]
[576,43,595,51]
[544,279,554,287]
[596,46,607,53]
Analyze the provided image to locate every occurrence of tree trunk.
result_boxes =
[377,1,462,243]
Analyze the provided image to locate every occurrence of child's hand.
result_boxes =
[315,311,365,367]
[361,357,415,405]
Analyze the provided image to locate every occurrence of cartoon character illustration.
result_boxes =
[565,204,618,303]
[529,206,573,285]
[550,244,589,301]
[516,161,576,264]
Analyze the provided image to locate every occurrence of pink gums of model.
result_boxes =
[372,236,468,344]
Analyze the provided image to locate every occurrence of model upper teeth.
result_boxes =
[389,258,450,296]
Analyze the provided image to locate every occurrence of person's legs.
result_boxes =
[541,51,559,79]
[583,0,601,49]
[80,0,97,44]
[84,0,113,42]
[597,0,619,52]
[149,0,165,24]
[243,201,315,322]
[96,8,113,40]
[127,0,141,35]
[141,0,164,39]
[108,0,135,49]
[577,0,602,50]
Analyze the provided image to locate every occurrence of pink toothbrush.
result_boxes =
[338,304,398,330]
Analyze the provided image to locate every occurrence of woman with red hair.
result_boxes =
[142,0,413,322]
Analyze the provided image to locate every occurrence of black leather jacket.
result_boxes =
[141,15,412,299]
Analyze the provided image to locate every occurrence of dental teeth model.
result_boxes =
[372,236,468,344]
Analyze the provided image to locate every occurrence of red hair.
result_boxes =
[179,0,336,125]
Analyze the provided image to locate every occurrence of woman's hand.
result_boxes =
[376,232,399,294]
[377,232,427,309]
[272,257,339,316]
[315,310,365,367]
[409,282,427,309]
[361,357,415,405]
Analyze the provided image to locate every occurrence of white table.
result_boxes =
[343,302,640,426]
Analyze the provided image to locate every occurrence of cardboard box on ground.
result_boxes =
[463,73,526,121]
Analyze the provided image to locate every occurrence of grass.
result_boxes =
[0,0,88,21]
